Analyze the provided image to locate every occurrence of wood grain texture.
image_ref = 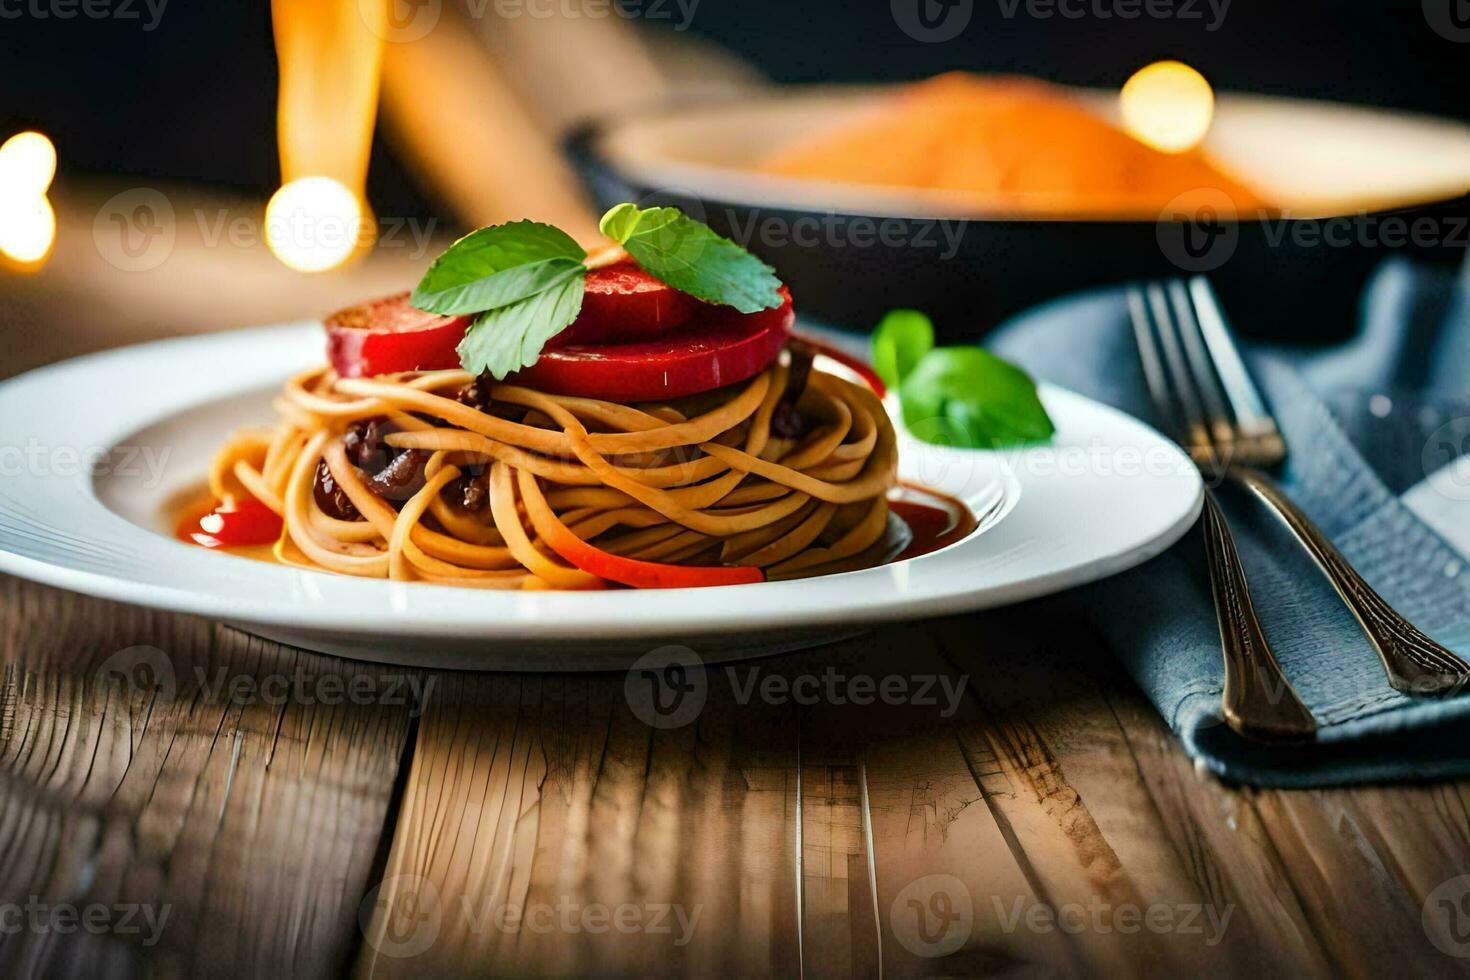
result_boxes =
[934,611,1325,977]
[4,577,1470,977]
[0,576,417,979]
[356,665,804,978]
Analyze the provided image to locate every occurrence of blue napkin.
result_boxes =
[986,257,1470,786]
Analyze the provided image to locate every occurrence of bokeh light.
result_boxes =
[1120,61,1216,154]
[0,132,57,196]
[0,131,59,268]
[0,195,56,265]
[264,176,367,273]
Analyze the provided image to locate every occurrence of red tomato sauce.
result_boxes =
[176,499,283,550]
[890,483,979,561]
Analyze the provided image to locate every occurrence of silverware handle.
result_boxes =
[1200,492,1318,742]
[1232,467,1470,696]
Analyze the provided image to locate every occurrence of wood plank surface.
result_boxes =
[346,610,1470,978]
[3,571,1470,977]
[0,577,418,978]
[356,662,804,977]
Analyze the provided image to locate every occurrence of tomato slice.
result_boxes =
[326,293,469,378]
[548,263,701,348]
[515,288,794,401]
[324,280,790,400]
[325,267,699,378]
[178,500,283,549]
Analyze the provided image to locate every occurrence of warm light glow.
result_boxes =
[272,0,385,191]
[265,176,364,273]
[1120,61,1215,154]
[0,194,56,265]
[0,132,57,196]
[269,0,385,272]
[0,131,58,267]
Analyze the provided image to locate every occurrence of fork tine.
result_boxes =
[1188,277,1281,447]
[1126,286,1180,441]
[1145,282,1214,464]
[1167,279,1236,459]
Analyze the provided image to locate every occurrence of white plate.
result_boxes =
[0,324,1202,670]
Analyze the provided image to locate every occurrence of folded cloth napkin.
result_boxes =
[986,256,1470,786]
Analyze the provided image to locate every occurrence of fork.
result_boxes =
[1128,284,1315,742]
[1132,277,1470,716]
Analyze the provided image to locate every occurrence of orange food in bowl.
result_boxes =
[760,73,1269,218]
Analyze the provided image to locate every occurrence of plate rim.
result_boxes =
[0,321,1203,651]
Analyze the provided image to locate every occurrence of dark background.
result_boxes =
[2,0,1464,227]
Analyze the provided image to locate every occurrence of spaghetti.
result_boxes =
[206,352,901,590]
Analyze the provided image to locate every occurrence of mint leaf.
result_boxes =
[414,206,788,379]
[897,346,1055,449]
[598,202,641,243]
[412,220,587,315]
[599,205,781,314]
[871,309,935,389]
[456,273,585,379]
[871,306,1049,449]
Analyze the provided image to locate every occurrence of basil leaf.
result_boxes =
[456,272,586,379]
[871,309,935,389]
[412,220,587,315]
[598,202,641,243]
[599,205,782,314]
[897,347,1055,449]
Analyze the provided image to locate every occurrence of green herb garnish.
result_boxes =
[412,220,587,315]
[456,275,587,382]
[411,205,783,379]
[872,310,1055,449]
[871,309,934,391]
[598,204,783,314]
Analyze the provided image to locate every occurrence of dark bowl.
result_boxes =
[567,85,1470,344]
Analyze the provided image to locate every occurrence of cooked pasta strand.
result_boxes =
[210,357,900,588]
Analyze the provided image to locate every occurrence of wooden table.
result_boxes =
[4,189,1470,978]
[4,585,1470,978]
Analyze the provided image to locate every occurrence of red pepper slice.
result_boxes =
[540,520,764,589]
[521,480,764,588]
[178,500,283,549]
